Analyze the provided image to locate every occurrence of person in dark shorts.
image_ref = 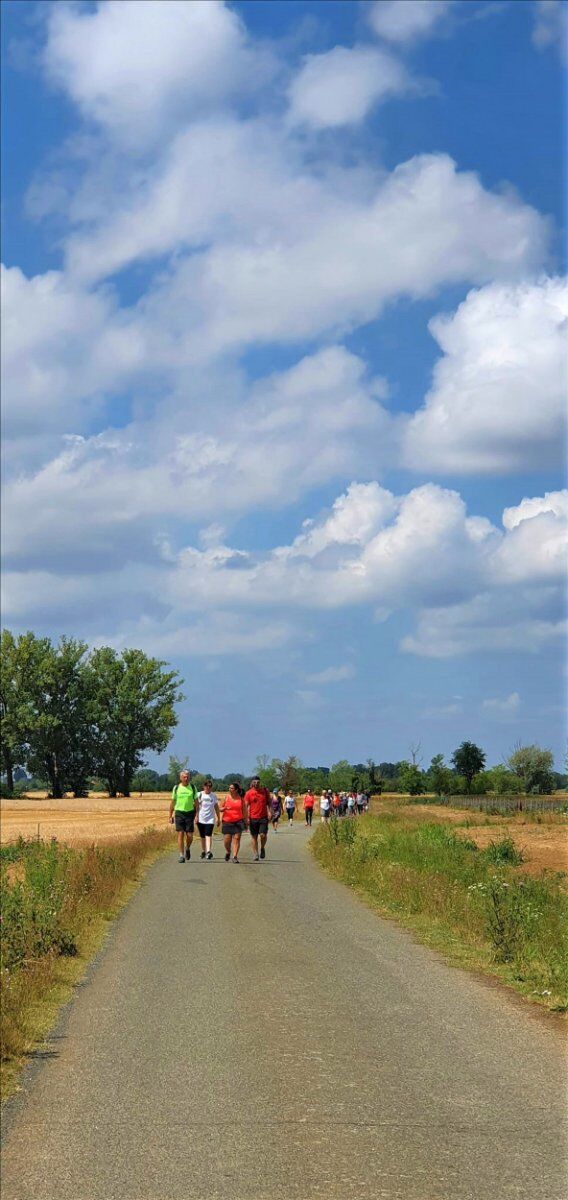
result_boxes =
[220,783,248,862]
[244,776,270,861]
[196,778,221,859]
[169,768,199,862]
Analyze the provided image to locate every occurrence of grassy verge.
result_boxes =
[311,814,567,1012]
[1,828,171,1097]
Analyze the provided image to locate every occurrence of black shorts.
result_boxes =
[249,818,268,837]
[197,821,214,837]
[222,820,244,836]
[174,810,195,833]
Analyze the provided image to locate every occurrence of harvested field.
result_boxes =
[370,795,567,876]
[0,793,175,847]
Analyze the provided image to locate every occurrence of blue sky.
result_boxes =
[2,0,566,774]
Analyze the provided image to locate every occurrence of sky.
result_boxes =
[1,0,567,775]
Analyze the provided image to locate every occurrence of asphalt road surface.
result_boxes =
[2,824,566,1200]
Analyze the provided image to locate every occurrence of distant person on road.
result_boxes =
[332,792,341,818]
[320,791,331,822]
[303,789,315,827]
[220,783,248,863]
[169,769,199,863]
[270,791,283,831]
[347,793,355,817]
[356,791,366,815]
[245,776,271,861]
[284,793,296,825]
[197,778,221,860]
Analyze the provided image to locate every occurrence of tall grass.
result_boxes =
[313,816,567,1011]
[1,830,170,1068]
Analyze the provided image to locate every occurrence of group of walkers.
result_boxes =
[169,770,369,863]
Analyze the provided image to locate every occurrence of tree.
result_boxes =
[89,648,183,796]
[255,755,279,791]
[484,766,523,795]
[24,636,93,799]
[131,768,161,795]
[0,630,51,795]
[366,759,384,795]
[427,754,453,797]
[452,741,486,793]
[273,755,301,794]
[507,744,555,795]
[168,754,189,786]
[329,759,353,793]
[397,761,426,796]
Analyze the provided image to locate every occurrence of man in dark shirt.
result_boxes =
[244,775,271,861]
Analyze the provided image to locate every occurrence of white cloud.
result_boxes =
[135,154,547,363]
[1,346,391,569]
[304,665,355,684]
[403,278,567,474]
[43,0,262,146]
[402,593,566,658]
[482,692,520,714]
[368,0,453,44]
[287,45,411,128]
[1,265,143,443]
[532,0,568,62]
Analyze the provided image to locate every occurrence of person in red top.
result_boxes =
[244,775,270,861]
[220,783,248,863]
[303,790,315,827]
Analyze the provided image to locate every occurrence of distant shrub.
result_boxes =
[483,837,524,866]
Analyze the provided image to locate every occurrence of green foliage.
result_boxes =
[397,761,426,795]
[88,647,184,796]
[273,755,302,794]
[329,759,353,792]
[313,814,567,1009]
[483,766,523,795]
[254,755,279,791]
[0,631,52,795]
[452,741,486,791]
[26,637,92,799]
[1,830,170,1065]
[427,754,454,797]
[483,837,524,866]
[507,744,555,795]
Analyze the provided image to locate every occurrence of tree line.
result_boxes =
[0,631,183,798]
[184,745,562,799]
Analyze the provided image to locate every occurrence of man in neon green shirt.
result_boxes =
[169,769,199,863]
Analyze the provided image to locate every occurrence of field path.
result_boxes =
[1,825,566,1200]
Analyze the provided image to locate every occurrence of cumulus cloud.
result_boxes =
[1,265,143,443]
[403,278,567,473]
[1,346,392,569]
[287,45,412,128]
[43,0,263,146]
[367,0,453,44]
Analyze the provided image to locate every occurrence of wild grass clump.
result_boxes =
[312,816,567,1010]
[1,829,170,1067]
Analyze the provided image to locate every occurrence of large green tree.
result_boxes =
[0,631,52,794]
[397,761,426,796]
[452,741,486,793]
[26,637,92,799]
[89,648,183,796]
[427,754,454,797]
[507,744,555,794]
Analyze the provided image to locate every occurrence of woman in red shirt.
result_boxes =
[303,791,315,827]
[220,783,248,863]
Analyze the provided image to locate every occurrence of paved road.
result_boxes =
[2,825,566,1200]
